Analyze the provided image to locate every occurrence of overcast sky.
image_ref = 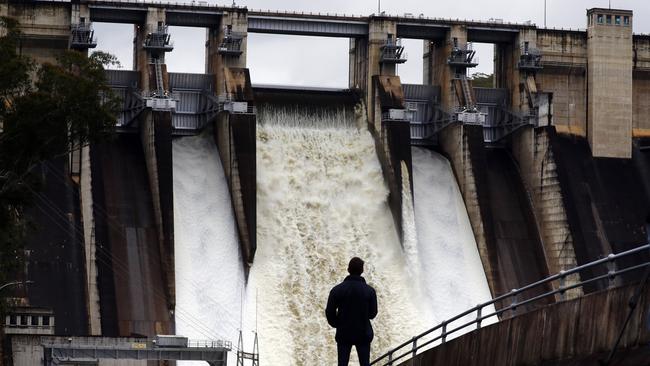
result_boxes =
[94,0,650,87]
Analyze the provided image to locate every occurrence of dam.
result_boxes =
[3,1,650,365]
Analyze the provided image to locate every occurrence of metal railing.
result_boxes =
[380,38,407,64]
[70,23,97,49]
[371,244,650,366]
[41,336,231,350]
[188,339,233,350]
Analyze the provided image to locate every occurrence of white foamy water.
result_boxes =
[245,106,435,365]
[173,133,245,365]
[171,111,494,365]
[410,147,495,336]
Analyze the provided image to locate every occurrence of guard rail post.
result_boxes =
[441,321,447,344]
[411,336,417,361]
[559,270,566,301]
[607,253,617,288]
[510,288,519,315]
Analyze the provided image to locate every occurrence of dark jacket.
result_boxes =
[325,275,378,344]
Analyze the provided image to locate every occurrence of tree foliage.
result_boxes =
[0,16,119,298]
[470,72,494,88]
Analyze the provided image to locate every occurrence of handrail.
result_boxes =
[371,243,650,366]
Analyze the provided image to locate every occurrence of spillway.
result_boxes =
[409,148,495,327]
[172,104,495,365]
[173,133,245,364]
[248,104,431,364]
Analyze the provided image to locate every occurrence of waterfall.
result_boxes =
[246,105,434,365]
[171,108,494,365]
[173,133,245,365]
[410,147,495,332]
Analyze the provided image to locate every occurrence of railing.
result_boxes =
[188,339,233,350]
[380,38,407,64]
[371,244,650,366]
[41,336,231,350]
[70,23,97,49]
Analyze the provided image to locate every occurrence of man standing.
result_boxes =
[326,257,378,366]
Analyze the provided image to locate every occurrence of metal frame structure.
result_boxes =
[42,337,231,366]
[219,25,245,56]
[447,39,479,69]
[69,22,97,50]
[379,37,407,64]
[370,244,650,366]
[105,70,255,134]
[518,42,543,71]
[405,85,536,145]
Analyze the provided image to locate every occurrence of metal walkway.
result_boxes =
[106,70,254,135]
[403,84,536,145]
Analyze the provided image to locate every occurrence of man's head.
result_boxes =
[348,257,364,276]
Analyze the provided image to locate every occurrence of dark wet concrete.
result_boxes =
[23,157,88,335]
[91,134,172,337]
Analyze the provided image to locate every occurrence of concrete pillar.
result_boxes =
[365,17,398,125]
[134,8,168,91]
[510,126,582,300]
[587,8,633,158]
[496,29,539,115]
[431,25,468,111]
[134,8,176,312]
[516,29,538,113]
[212,68,257,265]
[206,9,248,96]
[79,145,102,335]
[372,76,411,244]
[349,37,369,91]
[422,40,435,85]
[70,3,90,27]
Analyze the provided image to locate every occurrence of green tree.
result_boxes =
[0,16,119,304]
[470,72,494,88]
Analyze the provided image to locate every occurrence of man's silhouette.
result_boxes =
[326,257,378,366]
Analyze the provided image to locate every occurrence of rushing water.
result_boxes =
[246,105,433,365]
[410,147,495,331]
[173,133,245,365]
[173,106,494,365]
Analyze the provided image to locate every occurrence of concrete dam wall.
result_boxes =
[6,2,650,365]
[90,134,173,337]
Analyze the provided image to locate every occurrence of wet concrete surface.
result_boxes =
[483,148,552,309]
[23,157,88,335]
[551,132,650,291]
[91,134,172,337]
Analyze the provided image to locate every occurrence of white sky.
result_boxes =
[94,0,650,87]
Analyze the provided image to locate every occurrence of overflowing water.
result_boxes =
[246,104,433,365]
[173,133,245,365]
[410,147,495,331]
[172,106,494,365]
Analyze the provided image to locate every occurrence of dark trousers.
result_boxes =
[337,341,371,366]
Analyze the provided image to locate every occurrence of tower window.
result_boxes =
[597,14,604,24]
[606,15,612,24]
[615,15,621,25]
[624,16,630,26]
